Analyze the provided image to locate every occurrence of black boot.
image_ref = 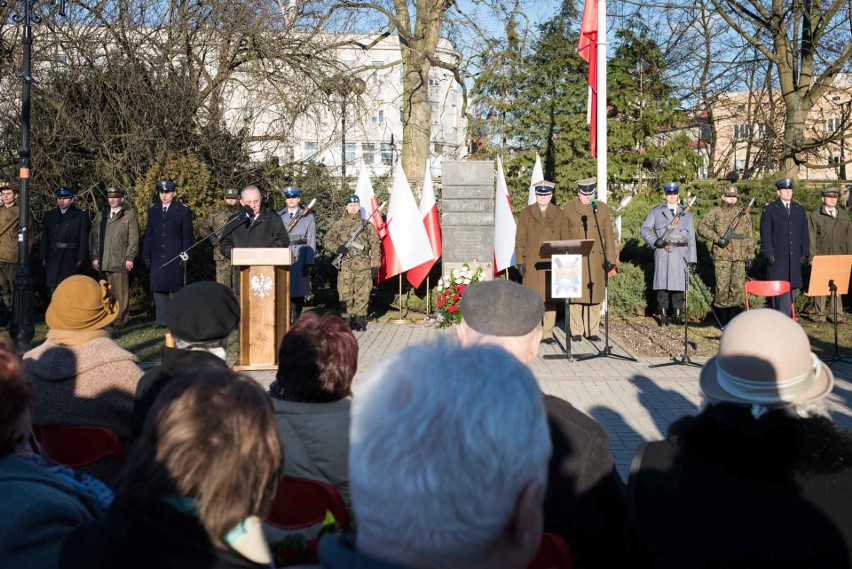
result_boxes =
[716,307,728,326]
[671,309,683,325]
[347,316,357,331]
[358,317,368,331]
[659,309,669,327]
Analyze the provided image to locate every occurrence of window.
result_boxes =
[362,143,376,165]
[827,117,841,132]
[400,107,404,121]
[372,60,383,84]
[699,125,712,141]
[757,122,770,138]
[344,143,356,164]
[242,107,254,122]
[304,141,317,160]
[381,143,393,166]
[832,95,842,103]
[372,109,384,124]
[829,151,841,165]
[733,123,750,141]
[734,157,746,173]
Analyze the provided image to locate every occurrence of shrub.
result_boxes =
[608,261,648,316]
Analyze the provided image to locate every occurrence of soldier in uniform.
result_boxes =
[40,186,90,293]
[278,186,315,322]
[808,187,852,323]
[198,188,241,288]
[142,180,194,326]
[515,180,564,344]
[697,186,755,325]
[640,182,697,326]
[90,186,140,328]
[0,184,21,324]
[324,195,380,332]
[760,178,809,317]
[561,178,617,341]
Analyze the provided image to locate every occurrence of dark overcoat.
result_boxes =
[515,202,564,300]
[142,201,193,293]
[219,208,289,260]
[40,205,90,291]
[760,199,809,288]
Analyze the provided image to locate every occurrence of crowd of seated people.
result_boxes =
[2,276,852,569]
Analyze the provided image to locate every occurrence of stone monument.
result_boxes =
[441,161,494,280]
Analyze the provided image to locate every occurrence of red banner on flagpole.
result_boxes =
[578,0,598,157]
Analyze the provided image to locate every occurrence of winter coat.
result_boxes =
[697,202,756,262]
[640,202,697,291]
[0,454,97,569]
[219,208,289,260]
[280,208,316,297]
[40,205,91,291]
[627,404,852,568]
[142,201,193,292]
[515,202,564,300]
[809,206,852,258]
[561,199,616,304]
[760,199,809,289]
[90,207,140,273]
[271,397,351,507]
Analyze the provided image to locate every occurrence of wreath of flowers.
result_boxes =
[434,263,484,327]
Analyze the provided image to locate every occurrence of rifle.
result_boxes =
[284,198,317,231]
[718,197,755,251]
[654,196,697,248]
[331,201,387,270]
[0,214,18,239]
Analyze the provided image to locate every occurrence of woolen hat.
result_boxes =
[821,187,840,197]
[460,279,544,337]
[106,186,124,198]
[55,187,74,198]
[345,195,360,204]
[663,182,679,193]
[699,309,834,406]
[157,180,177,193]
[46,275,118,331]
[533,180,555,195]
[166,281,240,342]
[775,178,794,190]
[722,187,738,197]
[577,178,596,195]
[224,188,239,199]
[283,186,302,198]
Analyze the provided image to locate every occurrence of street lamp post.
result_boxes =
[3,0,66,349]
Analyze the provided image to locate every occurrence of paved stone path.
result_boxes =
[249,320,852,480]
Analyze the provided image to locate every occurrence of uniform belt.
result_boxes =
[290,239,307,245]
[668,242,689,247]
[53,242,79,249]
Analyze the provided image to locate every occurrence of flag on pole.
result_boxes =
[527,153,544,205]
[494,156,516,273]
[355,165,387,239]
[578,0,598,156]
[378,162,434,282]
[407,160,442,288]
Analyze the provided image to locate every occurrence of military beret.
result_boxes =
[821,187,840,197]
[223,188,239,199]
[55,187,74,198]
[106,186,124,197]
[577,178,596,195]
[775,178,794,190]
[157,180,177,193]
[345,194,360,204]
[663,182,680,193]
[722,187,738,197]
[533,180,555,195]
[283,186,302,198]
[460,279,544,337]
[166,281,240,343]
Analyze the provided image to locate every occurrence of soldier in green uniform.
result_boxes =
[0,183,20,325]
[324,195,381,332]
[198,188,241,288]
[697,186,755,325]
[808,187,852,323]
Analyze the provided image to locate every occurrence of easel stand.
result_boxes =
[807,255,852,366]
[650,261,702,369]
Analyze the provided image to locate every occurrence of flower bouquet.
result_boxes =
[435,263,484,328]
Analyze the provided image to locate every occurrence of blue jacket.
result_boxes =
[142,201,193,292]
[760,199,809,288]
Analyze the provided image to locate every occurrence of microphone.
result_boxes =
[242,205,254,219]
[590,198,598,213]
[580,215,588,233]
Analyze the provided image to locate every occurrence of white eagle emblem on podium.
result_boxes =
[250,275,273,299]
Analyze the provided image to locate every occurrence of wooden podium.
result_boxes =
[231,248,292,371]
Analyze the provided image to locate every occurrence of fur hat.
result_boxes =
[46,275,118,331]
[166,281,240,343]
[699,309,833,406]
[460,279,544,337]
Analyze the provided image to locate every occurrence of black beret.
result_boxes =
[460,279,544,336]
[166,281,240,342]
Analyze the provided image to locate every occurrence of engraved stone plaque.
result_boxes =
[441,161,495,280]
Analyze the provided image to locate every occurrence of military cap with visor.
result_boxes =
[283,186,302,198]
[106,186,125,198]
[821,187,840,197]
[577,178,596,196]
[775,178,794,190]
[55,187,74,198]
[156,180,177,193]
[663,182,680,194]
[533,180,555,195]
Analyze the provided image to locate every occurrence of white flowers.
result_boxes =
[438,264,483,289]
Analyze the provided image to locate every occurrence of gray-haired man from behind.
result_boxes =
[456,279,628,569]
[318,339,551,569]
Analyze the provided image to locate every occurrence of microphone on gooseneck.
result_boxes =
[590,197,598,213]
[242,205,254,219]
[581,215,588,234]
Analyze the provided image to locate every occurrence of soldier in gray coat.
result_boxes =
[278,186,315,322]
[640,182,697,326]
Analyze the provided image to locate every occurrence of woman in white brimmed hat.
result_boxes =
[627,309,852,568]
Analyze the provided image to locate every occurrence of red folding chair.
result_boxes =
[266,476,351,530]
[528,532,574,569]
[31,425,126,468]
[744,280,796,320]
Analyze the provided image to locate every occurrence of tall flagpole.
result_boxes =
[596,0,607,206]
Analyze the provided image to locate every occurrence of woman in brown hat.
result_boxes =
[23,275,142,482]
[627,309,852,567]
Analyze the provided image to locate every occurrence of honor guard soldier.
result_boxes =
[561,178,617,341]
[142,180,194,326]
[697,186,755,325]
[640,182,697,326]
[808,187,852,323]
[0,183,26,324]
[760,178,809,317]
[515,180,564,344]
[198,187,241,288]
[279,186,316,322]
[324,195,380,332]
[90,186,140,328]
[40,186,91,293]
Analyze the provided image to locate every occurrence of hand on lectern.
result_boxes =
[801,256,810,265]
